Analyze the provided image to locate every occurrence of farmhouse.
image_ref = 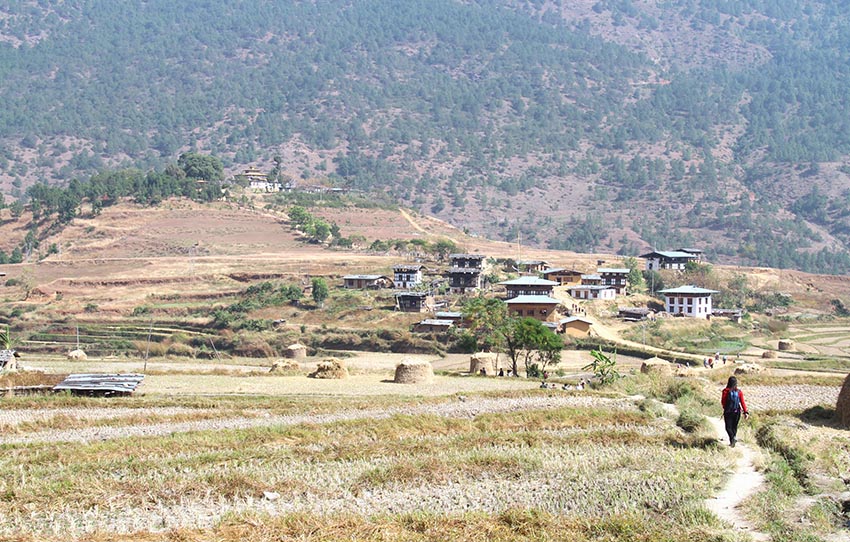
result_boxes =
[448,253,486,294]
[658,285,718,319]
[597,268,630,294]
[395,291,433,312]
[517,259,549,273]
[619,307,653,321]
[342,274,393,289]
[641,249,701,271]
[506,295,561,322]
[568,285,616,300]
[412,319,455,333]
[580,274,602,286]
[499,276,558,299]
[542,268,583,286]
[559,316,594,337]
[393,264,426,289]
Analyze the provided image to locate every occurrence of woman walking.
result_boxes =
[721,376,749,447]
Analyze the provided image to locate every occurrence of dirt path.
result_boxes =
[705,416,769,541]
[398,208,435,237]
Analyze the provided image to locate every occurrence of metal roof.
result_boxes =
[658,285,719,295]
[499,277,558,286]
[395,291,429,298]
[54,373,145,396]
[597,268,630,274]
[569,285,616,291]
[449,253,485,259]
[505,295,561,304]
[560,316,594,325]
[342,274,387,280]
[393,264,425,271]
[580,274,602,280]
[640,251,696,259]
[416,319,455,326]
[435,311,462,318]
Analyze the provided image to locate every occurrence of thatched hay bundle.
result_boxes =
[640,357,672,376]
[270,359,300,373]
[469,352,499,375]
[67,349,88,361]
[394,358,434,384]
[778,340,795,351]
[734,363,764,375]
[836,373,850,428]
[761,350,777,359]
[309,358,348,379]
[285,343,308,360]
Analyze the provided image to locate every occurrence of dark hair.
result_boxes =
[727,376,738,389]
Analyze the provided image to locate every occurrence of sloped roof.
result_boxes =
[416,319,455,326]
[343,274,388,280]
[569,285,615,291]
[544,268,582,274]
[395,291,429,298]
[393,264,425,271]
[499,277,558,286]
[640,251,696,259]
[449,253,485,259]
[658,285,719,295]
[581,274,602,280]
[506,295,561,305]
[560,316,593,325]
[597,268,630,274]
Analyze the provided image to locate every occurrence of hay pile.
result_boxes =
[778,340,795,351]
[761,350,777,359]
[836,373,850,428]
[269,359,300,373]
[734,363,764,375]
[394,358,434,384]
[469,352,499,375]
[67,349,87,361]
[640,357,672,376]
[309,358,348,379]
[285,343,308,360]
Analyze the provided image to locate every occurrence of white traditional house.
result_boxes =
[641,250,701,271]
[658,285,718,319]
[393,264,426,290]
[498,276,558,299]
[568,285,616,300]
[597,268,630,295]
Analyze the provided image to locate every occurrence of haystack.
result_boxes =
[285,343,308,360]
[778,340,795,351]
[761,350,777,359]
[309,357,348,379]
[469,352,499,375]
[269,359,300,373]
[67,349,88,361]
[835,373,850,428]
[394,358,434,384]
[734,363,764,375]
[640,357,672,376]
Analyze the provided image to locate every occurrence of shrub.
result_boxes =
[166,342,195,357]
[676,409,705,433]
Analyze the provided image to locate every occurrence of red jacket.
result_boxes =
[721,387,748,414]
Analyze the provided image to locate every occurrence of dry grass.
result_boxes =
[0,370,65,388]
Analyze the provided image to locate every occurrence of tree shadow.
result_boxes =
[796,405,844,429]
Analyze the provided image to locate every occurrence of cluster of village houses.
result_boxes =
[339,248,732,336]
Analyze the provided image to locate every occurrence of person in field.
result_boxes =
[721,376,749,447]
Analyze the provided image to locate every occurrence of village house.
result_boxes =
[580,273,602,286]
[542,268,583,286]
[237,166,281,192]
[516,259,549,273]
[618,307,653,321]
[597,268,630,295]
[342,274,394,289]
[559,316,594,337]
[395,291,433,312]
[640,249,702,271]
[506,295,561,322]
[568,285,616,300]
[412,319,455,333]
[393,264,426,290]
[499,276,558,299]
[447,253,486,294]
[658,285,718,319]
[434,311,463,324]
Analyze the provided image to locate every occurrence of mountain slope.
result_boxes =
[2,0,850,272]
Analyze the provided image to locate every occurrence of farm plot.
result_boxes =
[0,392,733,541]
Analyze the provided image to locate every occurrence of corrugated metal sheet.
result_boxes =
[54,373,145,396]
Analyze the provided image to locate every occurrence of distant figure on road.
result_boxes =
[721,376,749,447]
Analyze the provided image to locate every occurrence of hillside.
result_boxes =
[1,1,850,272]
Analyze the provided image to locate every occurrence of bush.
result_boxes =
[233,336,275,358]
[166,342,195,357]
[676,409,705,433]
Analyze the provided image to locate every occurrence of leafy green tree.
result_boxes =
[288,206,311,227]
[433,238,457,260]
[9,247,23,264]
[624,256,644,293]
[177,153,223,182]
[9,200,23,219]
[461,297,509,353]
[502,317,562,377]
[311,277,329,307]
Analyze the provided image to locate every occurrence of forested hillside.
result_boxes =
[2,0,850,273]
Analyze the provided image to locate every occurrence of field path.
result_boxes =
[705,416,768,541]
